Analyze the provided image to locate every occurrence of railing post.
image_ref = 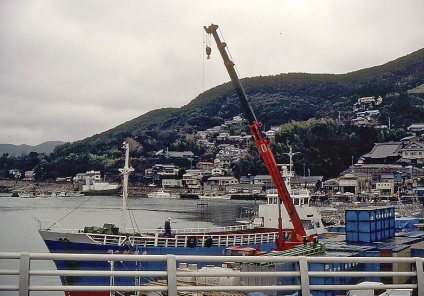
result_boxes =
[298,256,310,296]
[415,257,424,295]
[19,252,30,296]
[166,254,177,296]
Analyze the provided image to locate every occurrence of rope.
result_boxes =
[49,194,94,228]
[50,173,123,229]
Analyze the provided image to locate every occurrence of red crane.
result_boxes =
[204,24,315,250]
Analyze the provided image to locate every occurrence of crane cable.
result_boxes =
[203,29,211,92]
[204,26,243,86]
[216,27,243,82]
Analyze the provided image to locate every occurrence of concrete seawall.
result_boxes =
[0,179,187,197]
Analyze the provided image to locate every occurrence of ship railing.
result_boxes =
[82,229,280,248]
[38,220,255,236]
[35,219,69,232]
[87,233,129,246]
[1,252,422,296]
[127,231,280,248]
[125,224,255,236]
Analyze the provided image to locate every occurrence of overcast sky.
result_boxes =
[1,1,423,146]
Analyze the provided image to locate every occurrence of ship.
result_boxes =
[38,143,298,295]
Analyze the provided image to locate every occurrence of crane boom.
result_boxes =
[204,24,308,249]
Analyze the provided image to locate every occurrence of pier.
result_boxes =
[0,252,422,296]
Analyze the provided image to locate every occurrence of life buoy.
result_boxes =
[205,237,213,248]
[187,236,197,248]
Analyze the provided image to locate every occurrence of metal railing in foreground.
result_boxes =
[0,252,423,296]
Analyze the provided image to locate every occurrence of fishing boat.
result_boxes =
[198,192,231,200]
[147,187,177,198]
[38,143,287,295]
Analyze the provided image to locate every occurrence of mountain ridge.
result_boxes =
[0,141,65,156]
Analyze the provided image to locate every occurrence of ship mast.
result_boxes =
[119,142,134,231]
[282,146,300,177]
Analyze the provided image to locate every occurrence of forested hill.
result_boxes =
[82,48,424,145]
[46,47,424,177]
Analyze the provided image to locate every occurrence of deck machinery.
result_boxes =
[204,24,316,250]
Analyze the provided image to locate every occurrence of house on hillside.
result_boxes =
[152,164,179,176]
[217,133,230,141]
[8,169,21,179]
[400,135,421,145]
[155,149,195,160]
[360,142,403,164]
[162,179,183,188]
[197,162,214,172]
[214,145,246,170]
[204,176,239,186]
[182,169,202,189]
[265,130,276,139]
[408,123,424,135]
[399,142,424,166]
[291,175,324,190]
[240,175,255,184]
[253,175,274,190]
[203,176,239,194]
[322,178,340,194]
[211,167,225,176]
[338,172,372,195]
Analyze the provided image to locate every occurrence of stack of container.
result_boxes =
[345,206,395,243]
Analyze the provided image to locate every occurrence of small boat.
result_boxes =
[147,188,177,198]
[54,191,85,197]
[17,191,36,198]
[198,192,231,200]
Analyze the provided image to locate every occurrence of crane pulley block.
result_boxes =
[205,46,211,59]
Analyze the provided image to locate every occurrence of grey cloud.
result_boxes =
[1,0,423,145]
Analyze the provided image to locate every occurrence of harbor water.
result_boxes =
[0,192,261,295]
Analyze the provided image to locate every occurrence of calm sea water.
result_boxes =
[0,192,260,295]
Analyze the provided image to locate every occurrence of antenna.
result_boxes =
[119,142,134,231]
[282,146,300,176]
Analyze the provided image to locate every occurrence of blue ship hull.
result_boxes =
[40,229,278,295]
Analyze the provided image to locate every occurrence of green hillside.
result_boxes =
[2,48,424,181]
[81,48,424,145]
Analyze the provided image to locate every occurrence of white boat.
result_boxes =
[17,191,36,198]
[54,191,85,197]
[198,192,231,200]
[147,188,177,198]
[248,148,327,237]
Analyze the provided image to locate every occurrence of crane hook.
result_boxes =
[205,46,211,59]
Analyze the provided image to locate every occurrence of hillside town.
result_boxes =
[4,96,424,201]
